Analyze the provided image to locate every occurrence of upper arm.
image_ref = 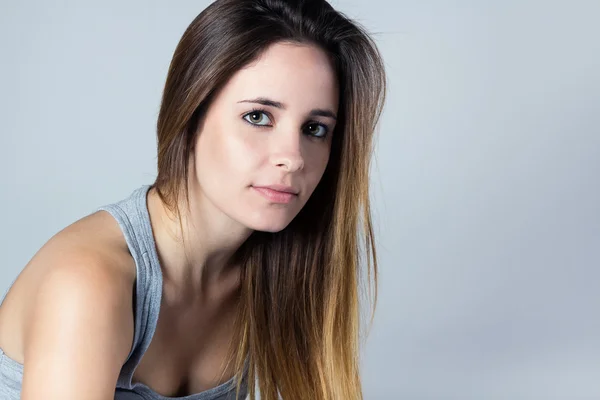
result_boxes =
[21,253,135,400]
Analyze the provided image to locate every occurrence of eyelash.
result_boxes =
[242,108,330,139]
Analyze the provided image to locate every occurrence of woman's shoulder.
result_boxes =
[0,210,137,366]
[23,209,137,295]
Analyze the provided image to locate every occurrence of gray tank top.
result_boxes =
[0,184,248,399]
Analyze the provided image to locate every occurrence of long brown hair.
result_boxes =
[152,0,386,398]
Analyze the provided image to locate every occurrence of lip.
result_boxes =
[252,185,298,204]
[254,184,299,194]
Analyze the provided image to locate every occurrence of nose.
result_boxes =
[272,151,305,172]
[269,133,305,172]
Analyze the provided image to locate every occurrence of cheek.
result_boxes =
[288,148,328,209]
[194,125,259,193]
[306,146,331,186]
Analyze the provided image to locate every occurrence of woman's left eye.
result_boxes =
[304,123,328,139]
[243,111,272,126]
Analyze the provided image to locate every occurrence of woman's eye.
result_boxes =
[243,111,272,126]
[304,123,328,138]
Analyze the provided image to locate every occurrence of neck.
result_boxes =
[146,184,252,304]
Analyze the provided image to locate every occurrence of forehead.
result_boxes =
[217,42,339,112]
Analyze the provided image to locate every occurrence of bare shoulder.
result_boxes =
[0,209,136,367]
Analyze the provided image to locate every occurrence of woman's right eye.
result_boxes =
[243,111,272,126]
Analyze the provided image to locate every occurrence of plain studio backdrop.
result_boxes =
[1,1,599,399]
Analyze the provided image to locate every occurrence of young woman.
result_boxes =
[0,0,386,398]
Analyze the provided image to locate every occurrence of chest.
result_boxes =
[131,296,240,397]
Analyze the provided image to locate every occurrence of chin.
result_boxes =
[245,217,293,233]
[251,223,290,233]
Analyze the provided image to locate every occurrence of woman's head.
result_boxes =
[152,0,386,399]
[153,0,385,232]
[190,41,339,233]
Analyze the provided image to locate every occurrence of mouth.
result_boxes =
[252,186,298,204]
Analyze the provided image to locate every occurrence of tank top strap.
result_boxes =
[94,184,163,388]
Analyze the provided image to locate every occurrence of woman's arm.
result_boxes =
[20,253,135,399]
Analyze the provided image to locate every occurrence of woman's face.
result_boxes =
[192,42,339,232]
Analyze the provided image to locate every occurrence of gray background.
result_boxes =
[1,0,599,399]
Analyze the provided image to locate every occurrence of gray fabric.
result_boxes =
[0,185,248,399]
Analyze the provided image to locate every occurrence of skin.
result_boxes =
[0,41,339,398]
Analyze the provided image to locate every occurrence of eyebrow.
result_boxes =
[238,97,337,121]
